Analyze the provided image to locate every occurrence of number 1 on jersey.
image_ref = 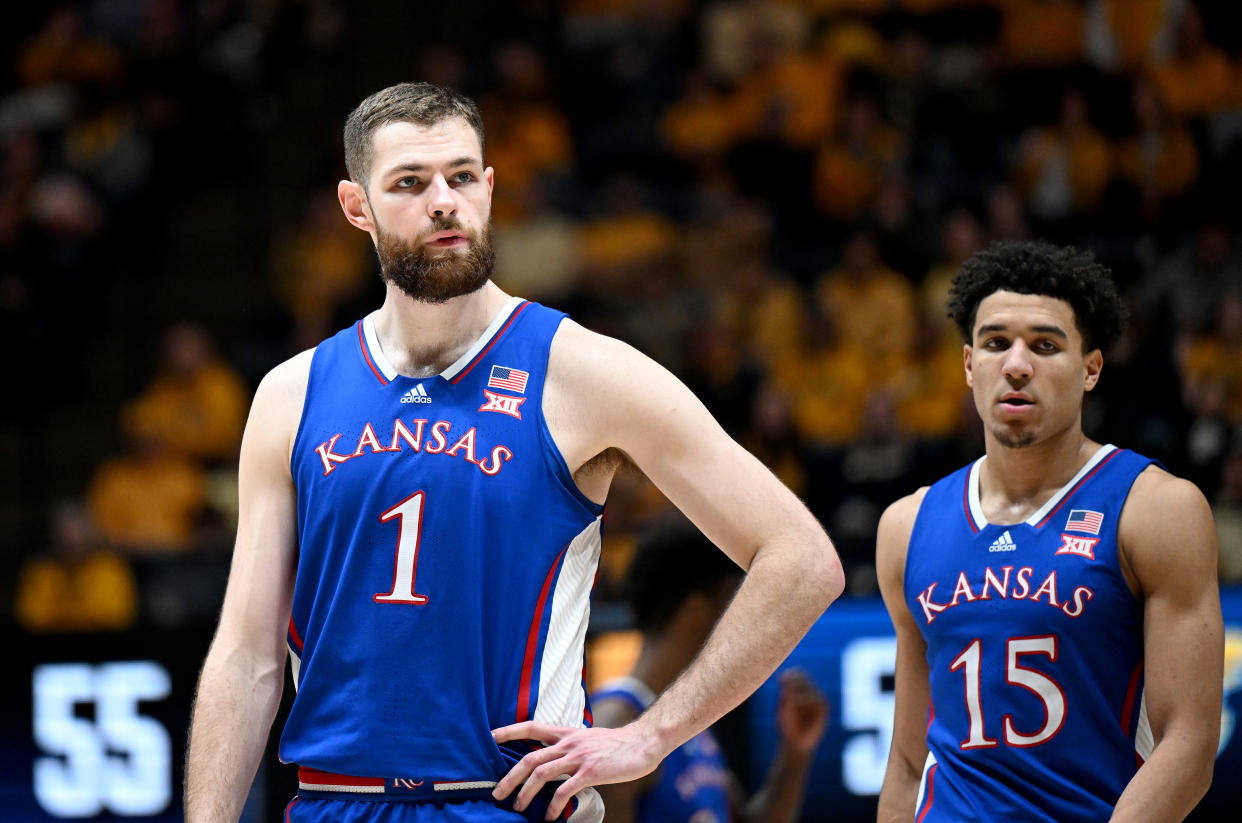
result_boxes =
[374,492,429,605]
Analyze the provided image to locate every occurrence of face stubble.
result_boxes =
[374,216,496,303]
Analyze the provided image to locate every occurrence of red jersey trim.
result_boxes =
[357,320,389,386]
[449,301,530,385]
[516,541,570,723]
[1035,449,1123,529]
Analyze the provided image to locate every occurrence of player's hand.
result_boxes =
[491,721,664,820]
[775,668,829,755]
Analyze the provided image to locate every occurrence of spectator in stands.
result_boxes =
[15,499,137,632]
[1014,86,1112,230]
[812,93,905,222]
[1083,0,1184,73]
[1150,3,1235,119]
[1116,79,1198,225]
[87,415,207,555]
[122,323,248,466]
[814,228,916,379]
[1138,219,1242,336]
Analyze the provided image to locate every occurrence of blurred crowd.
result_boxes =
[5,0,1242,633]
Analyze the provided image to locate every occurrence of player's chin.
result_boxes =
[990,423,1038,449]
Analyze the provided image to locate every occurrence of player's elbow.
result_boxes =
[1187,735,1219,802]
[802,530,846,609]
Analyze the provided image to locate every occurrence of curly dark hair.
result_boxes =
[947,240,1126,352]
[624,521,742,635]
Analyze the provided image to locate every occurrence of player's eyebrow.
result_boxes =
[382,157,481,176]
[977,323,1068,339]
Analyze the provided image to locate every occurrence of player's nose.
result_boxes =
[1002,339,1033,381]
[427,174,455,217]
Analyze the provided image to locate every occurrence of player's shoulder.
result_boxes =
[247,347,317,431]
[256,347,316,400]
[880,487,931,534]
[548,319,670,396]
[550,318,644,368]
[1123,463,1213,530]
[876,487,930,570]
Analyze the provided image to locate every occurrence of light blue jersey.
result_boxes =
[904,445,1154,822]
[280,298,603,820]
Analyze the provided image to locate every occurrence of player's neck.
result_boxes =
[980,429,1101,518]
[373,281,511,377]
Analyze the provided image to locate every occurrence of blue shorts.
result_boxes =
[287,796,561,823]
[285,771,603,823]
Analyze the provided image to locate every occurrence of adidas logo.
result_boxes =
[399,384,432,404]
[988,530,1017,552]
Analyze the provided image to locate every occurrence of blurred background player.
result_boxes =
[592,522,828,823]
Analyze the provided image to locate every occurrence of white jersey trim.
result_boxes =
[361,311,399,382]
[288,644,302,692]
[533,516,603,728]
[440,296,525,381]
[966,444,1118,531]
[360,296,525,383]
[1134,687,1154,761]
[915,751,937,813]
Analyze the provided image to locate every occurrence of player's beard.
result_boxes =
[374,217,495,303]
[991,424,1038,448]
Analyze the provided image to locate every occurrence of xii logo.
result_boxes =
[479,390,526,419]
[1056,533,1099,560]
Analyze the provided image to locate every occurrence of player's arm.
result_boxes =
[738,669,829,823]
[1109,469,1223,823]
[587,697,655,823]
[875,490,930,823]
[493,323,845,819]
[184,352,310,823]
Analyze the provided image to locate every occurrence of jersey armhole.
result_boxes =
[900,487,935,601]
[537,317,605,517]
[287,348,320,479]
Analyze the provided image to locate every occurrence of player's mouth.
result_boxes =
[426,230,469,248]
[999,393,1034,412]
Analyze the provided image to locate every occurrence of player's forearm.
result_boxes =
[634,530,842,757]
[184,645,285,823]
[743,745,815,823]
[1108,735,1216,823]
[875,754,923,823]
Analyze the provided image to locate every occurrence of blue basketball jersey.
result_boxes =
[904,445,1154,822]
[281,298,605,794]
[591,677,732,823]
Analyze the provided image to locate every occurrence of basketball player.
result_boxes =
[183,82,843,823]
[876,241,1223,822]
[591,523,828,823]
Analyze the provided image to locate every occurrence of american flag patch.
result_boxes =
[488,365,529,394]
[1065,509,1104,535]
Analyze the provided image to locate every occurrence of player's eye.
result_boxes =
[396,177,421,189]
[451,172,475,184]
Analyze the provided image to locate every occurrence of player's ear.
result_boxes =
[1083,348,1102,391]
[338,179,375,233]
[963,343,974,388]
